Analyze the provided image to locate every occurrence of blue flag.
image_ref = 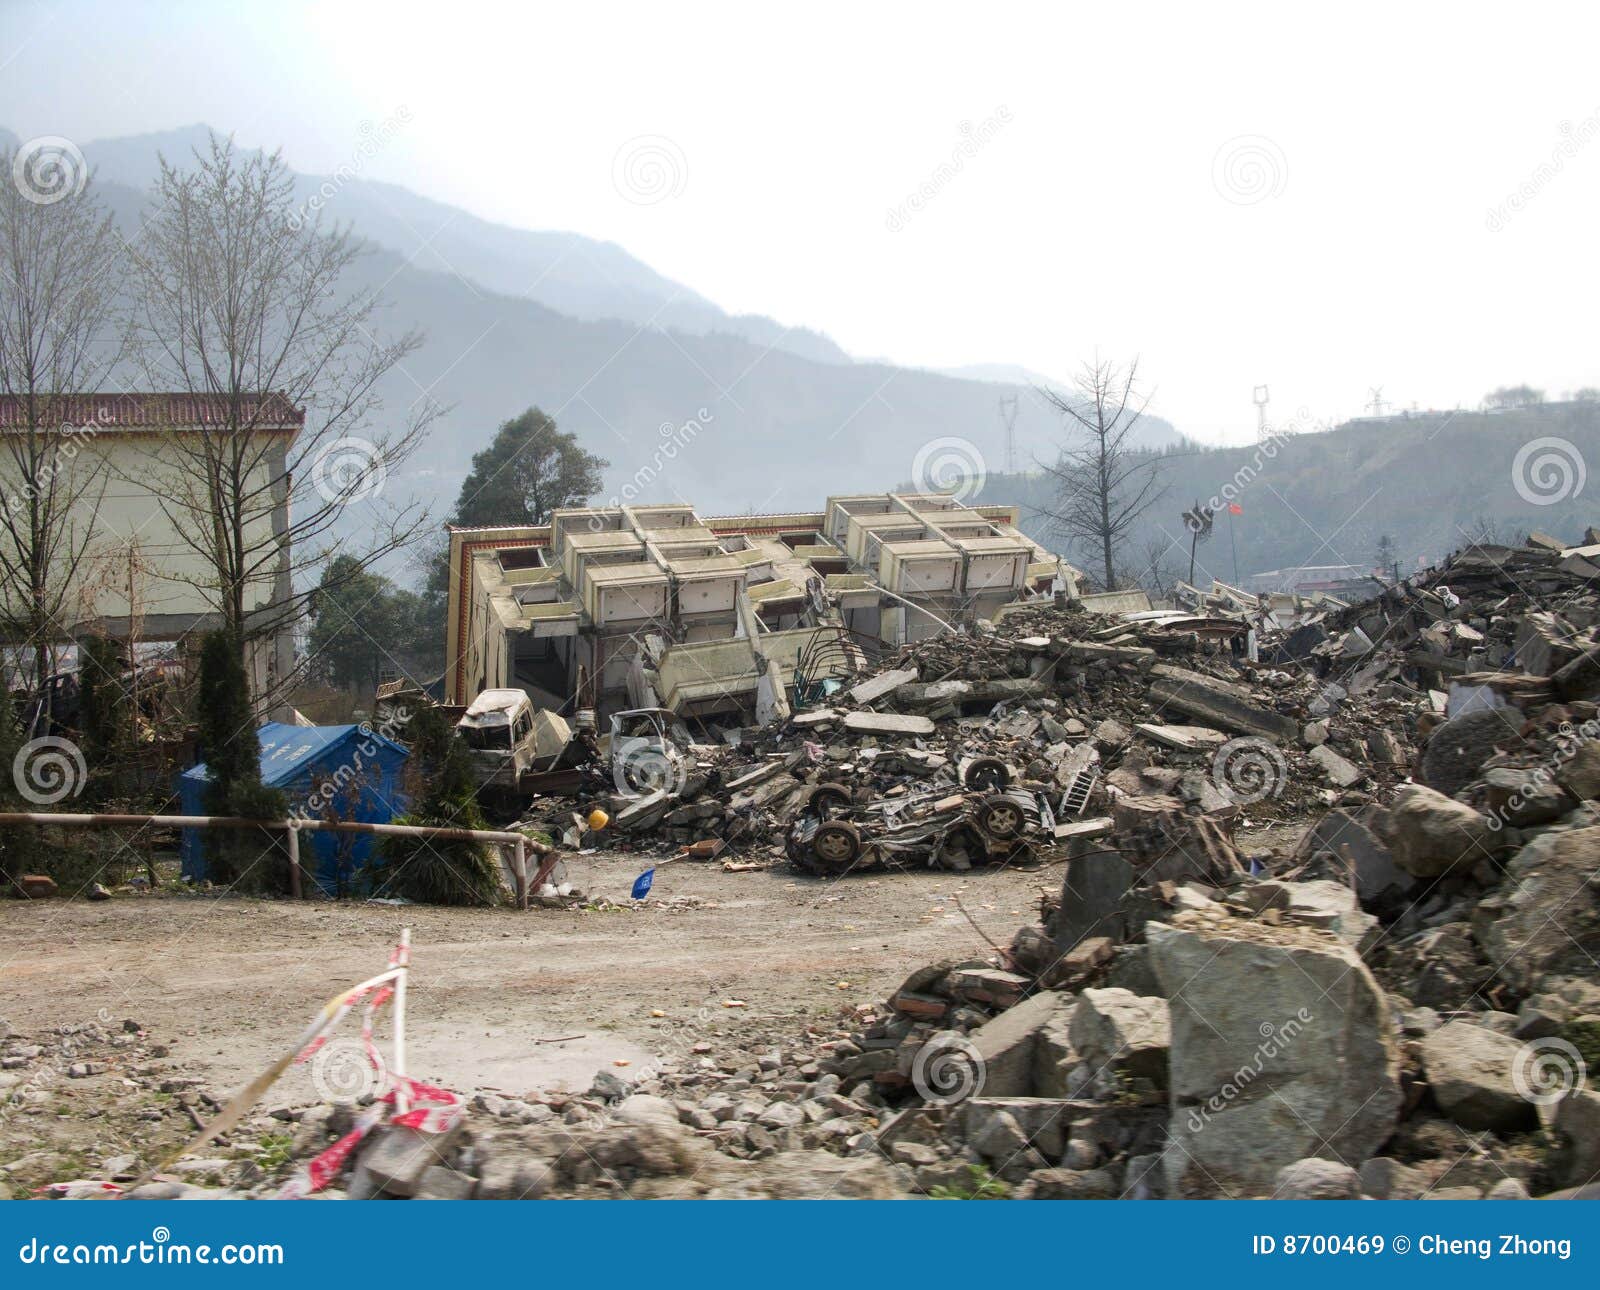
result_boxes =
[631,868,655,900]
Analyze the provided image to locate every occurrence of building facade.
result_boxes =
[444,493,1070,722]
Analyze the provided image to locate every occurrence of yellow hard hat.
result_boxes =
[587,808,610,832]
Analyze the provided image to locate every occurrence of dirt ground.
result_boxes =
[1,852,1053,1109]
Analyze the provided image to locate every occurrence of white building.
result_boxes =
[0,392,301,699]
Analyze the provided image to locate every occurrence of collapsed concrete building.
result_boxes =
[443,494,1072,722]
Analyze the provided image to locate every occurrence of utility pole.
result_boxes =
[998,395,1019,475]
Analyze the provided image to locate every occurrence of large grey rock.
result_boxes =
[359,1125,461,1198]
[1272,1157,1362,1199]
[1557,738,1600,800]
[1248,879,1378,954]
[1149,914,1402,1197]
[612,1095,680,1128]
[1069,988,1170,1085]
[1476,826,1600,994]
[1550,1089,1600,1188]
[1419,1021,1538,1132]
[1358,1157,1428,1200]
[1383,784,1500,878]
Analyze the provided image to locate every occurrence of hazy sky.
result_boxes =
[4,0,1599,444]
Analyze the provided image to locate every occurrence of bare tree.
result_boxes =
[1037,357,1167,590]
[0,154,124,711]
[124,135,438,702]
[1127,535,1180,599]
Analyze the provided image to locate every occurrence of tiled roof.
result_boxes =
[0,392,305,430]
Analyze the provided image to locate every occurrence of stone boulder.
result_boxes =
[1419,1021,1538,1132]
[1383,784,1501,878]
[1474,826,1600,994]
[1149,913,1402,1197]
[1272,1157,1362,1199]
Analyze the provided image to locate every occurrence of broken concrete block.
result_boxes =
[359,1125,461,1198]
[1069,988,1170,1085]
[1308,744,1363,787]
[961,1097,1076,1161]
[1477,826,1600,994]
[1149,915,1401,1198]
[847,667,918,705]
[841,711,936,737]
[1146,665,1298,741]
[1419,1021,1538,1133]
[966,990,1074,1097]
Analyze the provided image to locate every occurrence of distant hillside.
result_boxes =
[978,405,1600,585]
[84,175,1069,524]
[75,125,852,366]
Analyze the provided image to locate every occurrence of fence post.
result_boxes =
[285,819,302,901]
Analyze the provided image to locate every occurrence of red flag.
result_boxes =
[1228,503,1243,515]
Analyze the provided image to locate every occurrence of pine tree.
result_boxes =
[195,630,287,890]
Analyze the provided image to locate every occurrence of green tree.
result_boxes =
[371,706,502,906]
[307,555,435,692]
[196,630,287,891]
[451,407,607,527]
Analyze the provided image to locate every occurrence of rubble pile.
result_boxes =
[530,598,1420,878]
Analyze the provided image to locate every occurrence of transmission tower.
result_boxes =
[1366,386,1388,418]
[999,395,1019,474]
